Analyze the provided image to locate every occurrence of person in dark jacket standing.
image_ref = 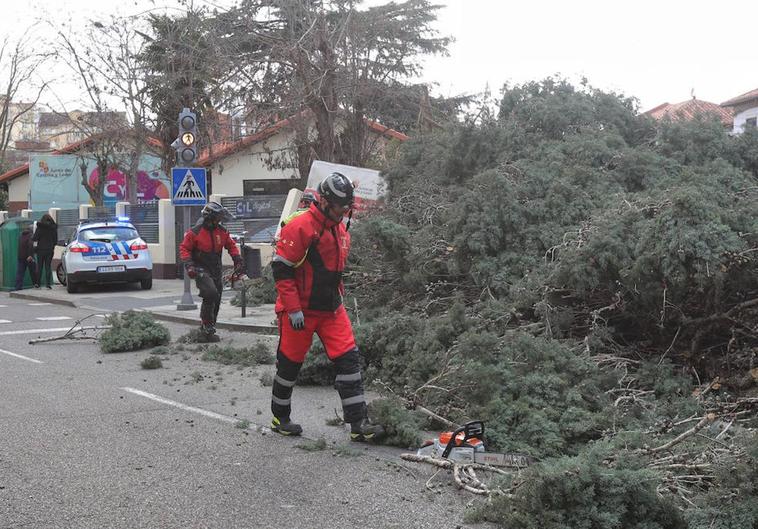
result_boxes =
[33,214,58,289]
[15,227,38,290]
[270,172,384,442]
[179,202,243,342]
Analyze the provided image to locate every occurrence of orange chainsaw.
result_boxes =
[416,421,534,468]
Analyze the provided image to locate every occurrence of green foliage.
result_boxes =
[231,265,277,306]
[482,333,614,456]
[684,431,758,529]
[295,438,328,452]
[201,342,274,366]
[100,311,170,353]
[140,356,163,369]
[366,397,427,449]
[297,344,335,386]
[345,77,758,525]
[0,188,7,211]
[469,443,686,529]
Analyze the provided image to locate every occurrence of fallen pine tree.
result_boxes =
[339,78,758,528]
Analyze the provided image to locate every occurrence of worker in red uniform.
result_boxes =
[270,172,384,441]
[179,201,243,342]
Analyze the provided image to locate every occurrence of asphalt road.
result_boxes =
[0,295,493,529]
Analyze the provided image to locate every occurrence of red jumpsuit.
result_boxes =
[179,221,240,326]
[272,203,355,362]
[270,203,365,424]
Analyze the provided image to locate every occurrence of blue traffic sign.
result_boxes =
[172,167,207,206]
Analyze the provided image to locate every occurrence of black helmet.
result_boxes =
[318,172,354,207]
[201,201,232,222]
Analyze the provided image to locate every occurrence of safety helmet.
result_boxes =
[318,172,354,207]
[201,201,232,222]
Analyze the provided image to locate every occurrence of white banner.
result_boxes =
[306,161,385,209]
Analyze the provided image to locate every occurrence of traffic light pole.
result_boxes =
[176,207,197,311]
[173,108,200,311]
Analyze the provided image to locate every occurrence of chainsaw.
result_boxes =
[416,420,534,468]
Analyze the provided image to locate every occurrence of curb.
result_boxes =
[145,310,278,335]
[9,291,77,307]
[6,290,278,335]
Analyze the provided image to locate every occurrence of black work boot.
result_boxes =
[199,323,220,343]
[271,416,303,436]
[350,418,385,442]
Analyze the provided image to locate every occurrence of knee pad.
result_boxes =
[196,275,217,299]
[333,348,361,375]
[276,350,303,380]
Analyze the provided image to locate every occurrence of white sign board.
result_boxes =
[306,161,385,210]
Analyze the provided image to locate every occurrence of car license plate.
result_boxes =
[97,265,126,273]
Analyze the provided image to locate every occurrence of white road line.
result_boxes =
[0,320,12,324]
[0,304,8,307]
[121,387,264,430]
[0,327,79,336]
[36,316,73,321]
[0,348,43,364]
[28,302,52,306]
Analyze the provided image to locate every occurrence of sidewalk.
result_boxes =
[8,279,277,334]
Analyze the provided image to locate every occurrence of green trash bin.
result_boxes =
[0,218,36,291]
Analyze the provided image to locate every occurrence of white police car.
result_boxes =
[58,218,153,293]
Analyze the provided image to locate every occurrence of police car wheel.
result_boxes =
[66,280,78,294]
[140,277,153,290]
[56,263,67,286]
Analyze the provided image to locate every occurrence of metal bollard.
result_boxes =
[240,234,246,318]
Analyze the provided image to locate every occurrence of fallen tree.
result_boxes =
[343,78,758,528]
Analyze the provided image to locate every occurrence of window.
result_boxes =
[79,227,138,242]
[243,179,293,195]
[745,117,757,130]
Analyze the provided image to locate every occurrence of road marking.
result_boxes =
[28,302,52,306]
[0,348,43,364]
[0,320,12,324]
[0,304,7,307]
[36,316,73,321]
[0,327,79,336]
[121,387,266,431]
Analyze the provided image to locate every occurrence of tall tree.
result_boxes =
[0,36,49,172]
[57,18,154,205]
[138,7,234,175]
[221,0,450,177]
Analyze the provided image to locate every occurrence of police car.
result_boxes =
[58,218,153,293]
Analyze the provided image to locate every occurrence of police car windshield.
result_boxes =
[80,227,138,242]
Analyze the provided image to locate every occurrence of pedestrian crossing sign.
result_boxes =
[172,167,207,206]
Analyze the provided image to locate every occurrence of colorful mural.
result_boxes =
[30,154,170,210]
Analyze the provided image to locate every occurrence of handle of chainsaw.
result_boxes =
[440,421,485,459]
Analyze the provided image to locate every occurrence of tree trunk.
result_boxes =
[127,140,143,204]
[80,160,103,207]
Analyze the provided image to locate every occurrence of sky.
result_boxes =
[5,0,758,113]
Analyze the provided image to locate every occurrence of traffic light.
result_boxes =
[173,108,198,166]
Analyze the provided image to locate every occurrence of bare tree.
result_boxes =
[0,36,50,172]
[55,17,156,205]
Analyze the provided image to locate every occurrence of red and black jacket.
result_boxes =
[272,203,350,314]
[179,221,240,278]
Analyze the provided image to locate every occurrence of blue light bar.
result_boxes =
[117,216,130,222]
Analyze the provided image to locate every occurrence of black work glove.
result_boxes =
[288,310,305,330]
[232,255,244,275]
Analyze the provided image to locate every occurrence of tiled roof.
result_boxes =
[197,113,409,167]
[644,98,733,126]
[720,88,758,107]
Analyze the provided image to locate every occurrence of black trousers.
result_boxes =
[36,251,53,287]
[196,274,222,325]
[14,258,37,290]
